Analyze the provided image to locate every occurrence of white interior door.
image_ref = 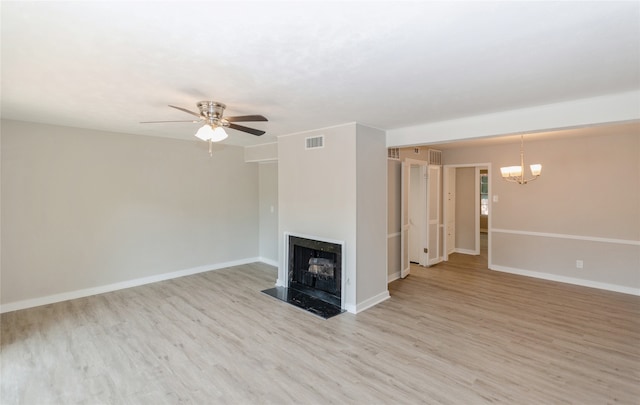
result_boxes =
[426,165,442,266]
[409,166,422,263]
[445,167,456,258]
[417,165,428,266]
[400,161,411,278]
[401,159,430,275]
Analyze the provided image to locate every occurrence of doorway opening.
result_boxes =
[442,164,491,267]
[401,158,442,278]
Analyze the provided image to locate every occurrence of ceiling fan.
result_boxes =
[141,101,268,153]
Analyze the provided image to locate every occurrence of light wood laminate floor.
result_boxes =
[2,256,639,404]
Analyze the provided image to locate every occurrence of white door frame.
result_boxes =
[426,164,442,266]
[401,158,429,276]
[443,166,456,260]
[409,165,424,263]
[442,163,492,264]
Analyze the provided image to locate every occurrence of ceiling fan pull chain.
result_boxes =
[209,139,213,157]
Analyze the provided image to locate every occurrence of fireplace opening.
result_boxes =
[261,234,344,319]
[288,236,341,308]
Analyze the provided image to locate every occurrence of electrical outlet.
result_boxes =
[576,260,584,269]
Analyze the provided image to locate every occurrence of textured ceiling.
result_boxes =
[2,1,639,146]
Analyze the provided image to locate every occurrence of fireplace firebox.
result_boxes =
[288,235,342,307]
[261,234,344,319]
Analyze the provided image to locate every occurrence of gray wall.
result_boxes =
[258,162,278,264]
[278,123,388,312]
[278,124,358,309]
[443,130,640,292]
[355,124,388,306]
[1,120,260,306]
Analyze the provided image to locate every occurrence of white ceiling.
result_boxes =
[2,1,639,147]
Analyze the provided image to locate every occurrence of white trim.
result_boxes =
[404,159,430,267]
[277,122,357,139]
[454,248,479,256]
[400,266,411,279]
[0,257,262,314]
[245,142,277,148]
[387,232,401,239]
[387,271,401,283]
[258,257,278,268]
[442,163,492,264]
[490,265,640,296]
[492,228,640,246]
[427,164,442,266]
[352,290,391,314]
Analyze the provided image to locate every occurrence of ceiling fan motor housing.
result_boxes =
[197,101,227,126]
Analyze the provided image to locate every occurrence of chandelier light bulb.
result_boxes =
[500,135,542,185]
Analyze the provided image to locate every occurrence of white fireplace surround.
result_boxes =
[278,231,346,310]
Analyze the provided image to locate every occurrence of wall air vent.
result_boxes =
[428,149,442,165]
[305,135,324,149]
[387,148,400,160]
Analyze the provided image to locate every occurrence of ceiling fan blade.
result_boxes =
[140,120,200,123]
[226,115,268,123]
[168,105,201,118]
[228,123,265,136]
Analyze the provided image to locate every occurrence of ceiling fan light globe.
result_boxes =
[210,126,228,142]
[195,125,215,141]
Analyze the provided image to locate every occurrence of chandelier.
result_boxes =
[500,135,542,184]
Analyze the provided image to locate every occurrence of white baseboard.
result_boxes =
[0,257,434,315]
[0,257,263,314]
[388,271,401,283]
[258,257,278,268]
[454,248,479,255]
[401,267,411,278]
[350,290,391,314]
[490,265,640,296]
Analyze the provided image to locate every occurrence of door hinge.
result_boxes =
[423,248,428,253]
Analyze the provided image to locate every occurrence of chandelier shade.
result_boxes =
[500,135,542,184]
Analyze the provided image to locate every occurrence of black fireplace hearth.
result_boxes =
[261,286,343,319]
